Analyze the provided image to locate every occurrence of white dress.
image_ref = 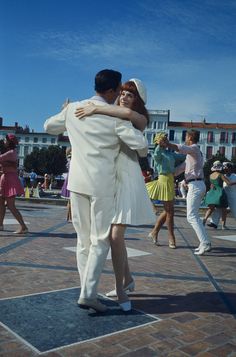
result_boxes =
[112,142,156,225]
[223,173,236,218]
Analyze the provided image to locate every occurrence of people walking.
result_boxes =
[203,161,231,230]
[208,161,236,229]
[44,69,148,313]
[0,134,28,234]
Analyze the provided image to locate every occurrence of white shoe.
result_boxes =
[194,243,211,255]
[106,279,135,297]
[195,243,211,252]
[78,298,108,312]
[119,300,132,312]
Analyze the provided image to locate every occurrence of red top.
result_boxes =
[0,150,18,173]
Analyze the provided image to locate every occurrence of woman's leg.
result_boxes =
[67,200,72,221]
[110,224,129,302]
[150,208,167,244]
[0,197,6,228]
[6,196,28,232]
[221,208,228,227]
[123,248,133,288]
[203,206,214,224]
[163,200,176,246]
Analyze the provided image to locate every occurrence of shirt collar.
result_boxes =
[90,95,108,103]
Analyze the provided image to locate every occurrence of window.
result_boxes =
[33,137,38,143]
[157,121,163,129]
[220,131,228,143]
[219,146,225,156]
[153,121,157,129]
[169,130,175,141]
[232,132,236,143]
[42,138,47,143]
[17,137,21,142]
[182,130,187,142]
[51,138,56,144]
[232,147,236,158]
[207,131,214,143]
[24,146,29,155]
[25,137,29,142]
[146,133,153,145]
[206,146,213,159]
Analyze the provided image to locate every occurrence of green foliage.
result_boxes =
[24,146,67,176]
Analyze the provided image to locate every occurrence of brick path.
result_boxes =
[0,201,236,356]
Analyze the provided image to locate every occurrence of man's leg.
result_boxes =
[70,192,91,288]
[186,181,210,247]
[80,196,114,300]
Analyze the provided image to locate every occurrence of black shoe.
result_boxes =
[207,223,217,229]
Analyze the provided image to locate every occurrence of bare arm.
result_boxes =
[75,103,147,131]
[166,141,179,152]
[222,174,235,186]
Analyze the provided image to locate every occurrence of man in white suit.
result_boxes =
[44,69,148,312]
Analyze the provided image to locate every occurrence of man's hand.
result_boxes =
[75,102,96,119]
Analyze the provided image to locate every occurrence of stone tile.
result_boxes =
[208,343,236,356]
[1,202,236,356]
[180,341,212,355]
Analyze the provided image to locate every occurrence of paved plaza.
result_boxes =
[0,200,236,356]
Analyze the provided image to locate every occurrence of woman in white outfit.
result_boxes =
[75,79,155,311]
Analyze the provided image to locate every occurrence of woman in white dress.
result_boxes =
[75,79,155,311]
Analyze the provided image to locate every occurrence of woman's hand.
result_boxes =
[75,102,97,119]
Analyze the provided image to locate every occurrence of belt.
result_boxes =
[186,178,203,184]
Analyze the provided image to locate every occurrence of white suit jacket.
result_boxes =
[44,99,148,198]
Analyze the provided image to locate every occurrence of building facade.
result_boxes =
[167,120,236,161]
[0,115,235,170]
[0,119,70,167]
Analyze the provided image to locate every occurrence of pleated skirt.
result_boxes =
[146,174,175,202]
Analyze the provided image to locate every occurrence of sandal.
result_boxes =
[148,232,159,245]
[14,228,28,235]
[169,239,176,249]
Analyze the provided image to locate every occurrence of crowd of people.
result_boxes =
[1,68,235,314]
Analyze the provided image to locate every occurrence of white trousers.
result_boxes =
[186,181,210,246]
[70,192,114,299]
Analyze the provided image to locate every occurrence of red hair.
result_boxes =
[117,81,149,125]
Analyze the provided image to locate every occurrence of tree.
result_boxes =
[24,147,41,173]
[24,146,67,176]
[44,145,67,176]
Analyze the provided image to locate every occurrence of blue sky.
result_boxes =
[1,0,236,132]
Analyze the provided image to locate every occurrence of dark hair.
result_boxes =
[117,81,149,125]
[6,135,17,150]
[94,69,122,93]
[187,130,200,143]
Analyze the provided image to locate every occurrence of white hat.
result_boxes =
[211,161,223,172]
[223,161,233,168]
[129,78,147,104]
